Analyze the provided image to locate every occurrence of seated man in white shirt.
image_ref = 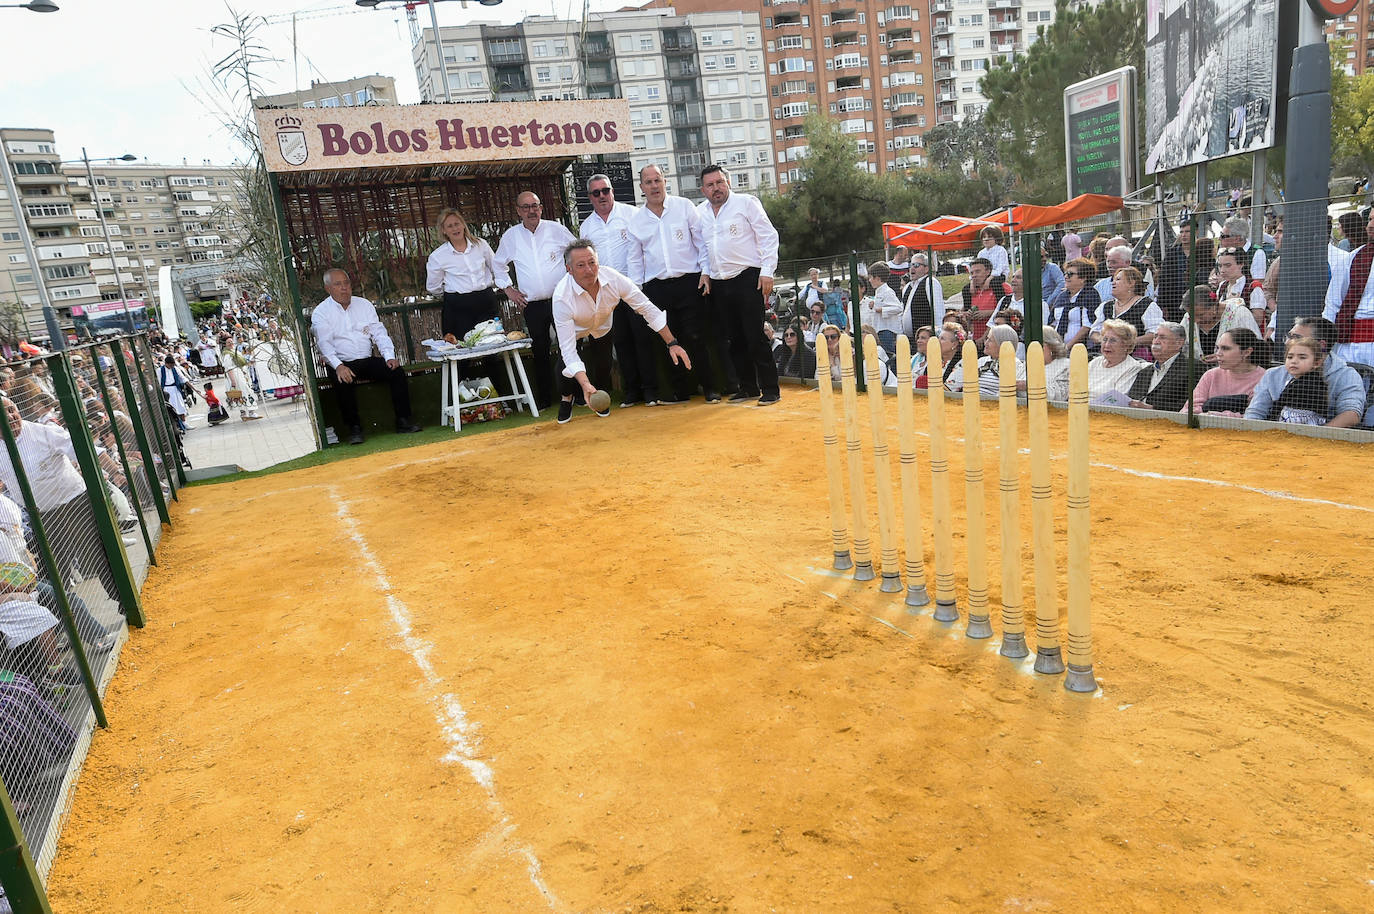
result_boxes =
[310,269,422,445]
[552,239,692,424]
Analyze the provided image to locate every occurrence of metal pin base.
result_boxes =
[905,584,931,608]
[999,632,1029,659]
[832,551,853,571]
[879,573,903,593]
[1064,663,1097,693]
[1034,646,1065,675]
[932,599,959,623]
[965,615,993,639]
[853,561,875,582]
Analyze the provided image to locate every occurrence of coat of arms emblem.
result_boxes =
[275,115,308,167]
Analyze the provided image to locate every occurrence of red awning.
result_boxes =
[883,193,1124,250]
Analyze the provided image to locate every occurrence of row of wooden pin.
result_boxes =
[815,333,1097,693]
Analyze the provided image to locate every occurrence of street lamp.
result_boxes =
[64,150,139,334]
[0,1,60,10]
[356,0,503,105]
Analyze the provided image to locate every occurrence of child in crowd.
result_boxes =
[205,383,228,426]
[1268,336,1329,426]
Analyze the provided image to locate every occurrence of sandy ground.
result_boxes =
[44,391,1374,913]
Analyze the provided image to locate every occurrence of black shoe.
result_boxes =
[619,399,641,409]
[644,399,660,407]
[727,391,759,402]
[557,400,573,424]
[347,426,364,445]
[757,393,781,406]
[660,394,691,404]
[396,419,423,433]
[705,391,722,403]
[594,405,611,418]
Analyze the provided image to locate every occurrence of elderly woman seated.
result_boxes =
[1087,318,1147,401]
[949,324,1025,399]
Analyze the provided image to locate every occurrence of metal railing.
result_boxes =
[0,332,179,913]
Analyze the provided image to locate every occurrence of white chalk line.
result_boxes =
[330,488,563,910]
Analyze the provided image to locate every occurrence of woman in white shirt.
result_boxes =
[861,262,904,359]
[426,208,502,342]
[1039,326,1072,401]
[1086,318,1146,400]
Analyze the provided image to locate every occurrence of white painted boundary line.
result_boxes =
[330,488,564,911]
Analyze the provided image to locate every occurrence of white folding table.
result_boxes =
[434,339,540,431]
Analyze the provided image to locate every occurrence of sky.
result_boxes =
[0,0,627,168]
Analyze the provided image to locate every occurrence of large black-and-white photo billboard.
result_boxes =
[1145,0,1280,174]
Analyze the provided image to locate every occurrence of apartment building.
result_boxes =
[1,127,100,338]
[411,9,774,201]
[63,160,249,306]
[254,75,398,109]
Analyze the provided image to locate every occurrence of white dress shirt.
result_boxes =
[1087,355,1146,399]
[552,267,668,378]
[697,191,780,281]
[981,244,1010,278]
[626,195,709,284]
[310,295,396,369]
[1091,297,1164,334]
[494,219,577,300]
[1324,241,1374,364]
[425,239,502,294]
[0,421,85,512]
[579,201,637,274]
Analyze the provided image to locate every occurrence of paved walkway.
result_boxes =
[179,377,317,472]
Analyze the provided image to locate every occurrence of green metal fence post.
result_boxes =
[0,776,53,914]
[89,347,156,563]
[108,339,170,525]
[50,351,144,628]
[129,338,184,493]
[0,391,112,719]
[1023,234,1044,346]
[1185,211,1201,429]
[849,251,866,392]
[136,335,189,485]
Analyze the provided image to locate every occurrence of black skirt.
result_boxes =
[442,289,499,339]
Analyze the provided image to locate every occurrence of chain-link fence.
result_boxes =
[0,333,176,914]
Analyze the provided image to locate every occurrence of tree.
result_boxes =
[761,113,911,260]
[981,0,1145,203]
[1331,38,1374,191]
[921,113,1002,174]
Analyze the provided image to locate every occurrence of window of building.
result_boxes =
[646,86,660,99]
[701,32,714,46]
[537,67,552,83]
[468,71,484,87]
[640,36,654,50]
[618,35,634,52]
[623,59,637,76]
[463,45,479,61]
[533,41,548,57]
[649,109,664,124]
[321,97,339,107]
[559,64,573,81]
[25,203,71,218]
[723,54,737,68]
[342,93,354,105]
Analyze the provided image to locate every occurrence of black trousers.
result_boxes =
[645,274,716,399]
[611,301,660,402]
[523,298,556,409]
[712,267,779,398]
[556,332,615,398]
[442,289,499,340]
[328,356,412,429]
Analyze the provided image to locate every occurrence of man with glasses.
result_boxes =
[580,174,655,408]
[1047,258,1097,349]
[901,253,940,340]
[495,191,576,409]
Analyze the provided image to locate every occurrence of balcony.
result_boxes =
[773,11,802,27]
[991,16,1021,31]
[677,151,708,172]
[671,104,706,127]
[835,73,863,89]
[931,0,952,11]
[667,60,699,78]
[936,112,955,125]
[832,32,861,47]
[932,19,951,38]
[892,113,921,127]
[935,64,953,79]
[669,85,699,103]
[586,65,616,85]
[493,72,530,92]
[782,125,807,139]
[996,41,1016,53]
[662,33,695,54]
[890,95,920,110]
[934,43,953,59]
[937,89,957,102]
[488,48,526,65]
[990,0,1021,8]
[582,38,612,59]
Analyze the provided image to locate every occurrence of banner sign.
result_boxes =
[1063,67,1138,198]
[255,100,633,173]
[1144,0,1281,174]
[70,299,145,316]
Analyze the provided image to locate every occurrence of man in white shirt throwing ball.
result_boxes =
[552,239,692,425]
